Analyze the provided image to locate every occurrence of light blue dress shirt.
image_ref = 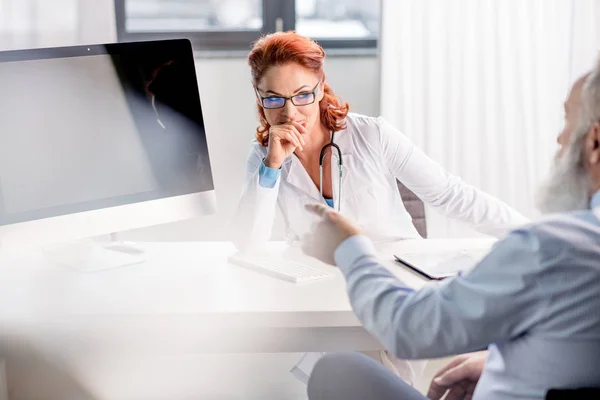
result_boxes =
[334,190,600,399]
[258,161,281,189]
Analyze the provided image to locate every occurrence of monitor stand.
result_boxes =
[42,237,145,272]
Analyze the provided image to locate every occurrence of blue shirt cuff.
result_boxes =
[334,235,378,273]
[258,161,281,189]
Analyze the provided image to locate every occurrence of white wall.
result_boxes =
[0,0,116,50]
[118,55,381,242]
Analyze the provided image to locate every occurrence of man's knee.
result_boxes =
[307,352,375,399]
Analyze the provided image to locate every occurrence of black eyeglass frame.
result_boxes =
[255,80,321,109]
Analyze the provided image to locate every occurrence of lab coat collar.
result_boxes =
[284,129,352,204]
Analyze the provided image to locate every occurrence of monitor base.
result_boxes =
[43,239,145,272]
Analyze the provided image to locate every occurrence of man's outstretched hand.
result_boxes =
[301,204,362,265]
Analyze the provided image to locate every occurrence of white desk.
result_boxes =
[0,239,495,357]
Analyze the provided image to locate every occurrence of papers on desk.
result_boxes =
[394,249,490,280]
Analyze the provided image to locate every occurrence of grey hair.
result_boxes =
[535,123,590,214]
[580,57,600,129]
[534,59,600,214]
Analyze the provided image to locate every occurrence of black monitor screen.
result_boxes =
[0,39,214,225]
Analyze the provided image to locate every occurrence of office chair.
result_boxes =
[397,180,427,238]
[546,388,600,399]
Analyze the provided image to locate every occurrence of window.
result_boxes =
[115,0,379,53]
[295,0,379,48]
[124,0,263,33]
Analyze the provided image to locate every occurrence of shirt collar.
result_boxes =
[591,189,600,209]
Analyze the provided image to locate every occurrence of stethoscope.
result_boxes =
[319,131,343,211]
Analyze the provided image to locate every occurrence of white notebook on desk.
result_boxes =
[394,248,490,280]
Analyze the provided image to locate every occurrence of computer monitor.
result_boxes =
[0,39,216,255]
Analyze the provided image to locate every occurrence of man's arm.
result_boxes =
[335,230,545,359]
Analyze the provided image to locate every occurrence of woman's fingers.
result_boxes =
[272,124,304,150]
[291,120,308,135]
[288,124,306,146]
[282,131,302,149]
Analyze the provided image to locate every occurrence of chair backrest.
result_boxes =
[546,388,600,399]
[396,180,427,238]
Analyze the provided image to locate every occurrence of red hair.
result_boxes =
[248,31,350,146]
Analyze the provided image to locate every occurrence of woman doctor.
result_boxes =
[231,31,528,385]
[233,31,527,249]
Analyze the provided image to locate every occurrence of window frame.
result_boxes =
[114,0,378,53]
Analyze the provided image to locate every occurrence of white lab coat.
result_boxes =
[232,113,528,250]
[231,112,530,385]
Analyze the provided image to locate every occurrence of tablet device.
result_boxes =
[394,251,485,280]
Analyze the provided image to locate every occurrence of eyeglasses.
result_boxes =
[255,81,321,109]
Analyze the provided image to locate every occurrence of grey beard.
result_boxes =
[536,133,591,214]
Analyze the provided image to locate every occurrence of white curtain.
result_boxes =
[0,0,116,51]
[380,0,600,238]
